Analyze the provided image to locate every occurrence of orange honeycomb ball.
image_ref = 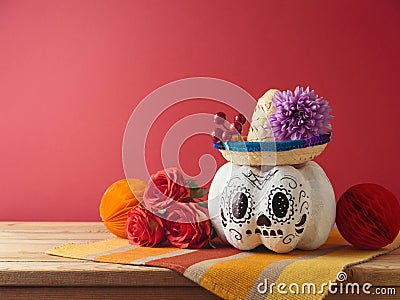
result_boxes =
[100,178,147,238]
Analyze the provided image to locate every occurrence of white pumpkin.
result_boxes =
[208,161,336,253]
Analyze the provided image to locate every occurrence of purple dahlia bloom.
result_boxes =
[269,86,333,141]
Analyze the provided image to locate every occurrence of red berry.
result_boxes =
[232,121,242,133]
[214,127,223,136]
[211,135,220,143]
[234,113,246,125]
[214,112,226,125]
[211,128,223,142]
[221,131,231,141]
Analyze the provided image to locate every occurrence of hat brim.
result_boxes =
[213,133,331,166]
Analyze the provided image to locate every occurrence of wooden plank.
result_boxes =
[349,264,400,286]
[0,261,168,272]
[0,254,82,262]
[0,262,196,287]
[0,239,112,262]
[363,249,400,260]
[0,232,113,240]
[0,287,220,300]
[345,247,400,286]
[325,287,399,300]
[0,222,399,293]
[0,222,107,233]
[0,222,113,241]
[0,239,110,245]
[0,241,107,253]
[0,286,397,300]
[354,258,400,269]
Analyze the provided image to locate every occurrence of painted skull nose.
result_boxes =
[256,214,272,227]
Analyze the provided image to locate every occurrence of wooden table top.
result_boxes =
[0,222,399,299]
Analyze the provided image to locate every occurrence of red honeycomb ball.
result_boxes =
[336,183,400,249]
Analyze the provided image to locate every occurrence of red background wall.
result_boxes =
[1,0,399,221]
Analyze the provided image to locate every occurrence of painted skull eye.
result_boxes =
[267,187,294,223]
[226,185,254,224]
[272,192,289,218]
[232,192,248,219]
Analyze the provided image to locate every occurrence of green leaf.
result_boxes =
[186,179,199,189]
[196,201,209,208]
[210,226,218,240]
[208,227,218,249]
[157,209,167,215]
[190,187,209,199]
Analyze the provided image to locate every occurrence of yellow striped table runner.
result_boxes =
[46,229,400,300]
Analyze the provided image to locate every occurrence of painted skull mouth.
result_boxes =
[250,212,307,238]
[249,228,284,237]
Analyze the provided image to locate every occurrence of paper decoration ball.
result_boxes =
[336,183,400,249]
[100,178,147,238]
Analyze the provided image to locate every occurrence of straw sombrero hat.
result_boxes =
[212,87,333,166]
[213,133,331,166]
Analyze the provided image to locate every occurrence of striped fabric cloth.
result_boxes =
[46,229,400,300]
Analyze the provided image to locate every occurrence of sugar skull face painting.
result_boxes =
[210,87,335,253]
[208,161,336,253]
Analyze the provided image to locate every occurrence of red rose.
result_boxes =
[143,167,189,212]
[125,206,165,247]
[165,202,211,249]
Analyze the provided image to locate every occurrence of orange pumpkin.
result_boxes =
[100,178,147,238]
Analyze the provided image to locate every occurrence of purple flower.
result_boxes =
[269,86,333,141]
